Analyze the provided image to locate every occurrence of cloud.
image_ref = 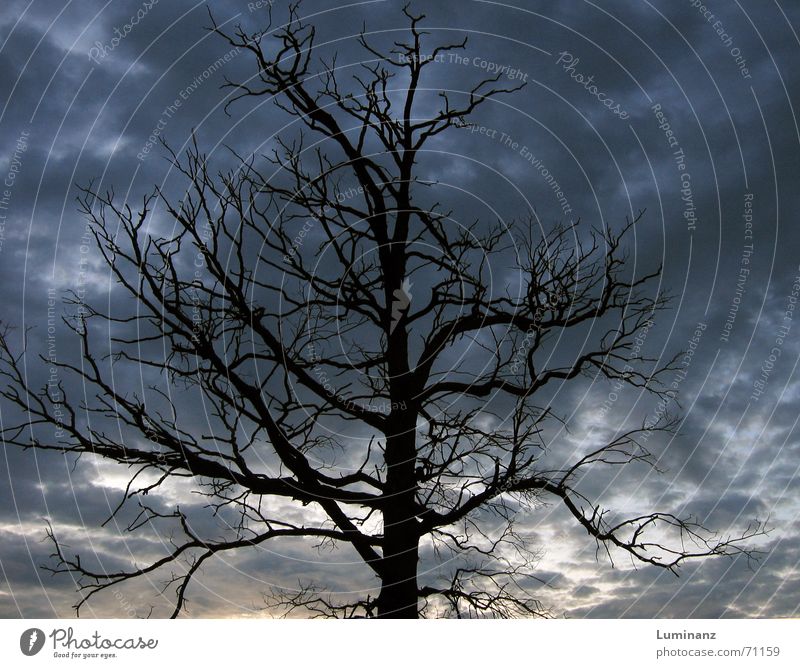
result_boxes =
[0,0,798,619]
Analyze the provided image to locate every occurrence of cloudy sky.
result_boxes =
[1,0,799,619]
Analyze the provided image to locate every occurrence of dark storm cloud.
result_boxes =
[1,0,798,618]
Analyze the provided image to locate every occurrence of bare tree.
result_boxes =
[0,5,764,619]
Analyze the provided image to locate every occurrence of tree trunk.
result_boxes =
[377,430,419,618]
[377,502,419,618]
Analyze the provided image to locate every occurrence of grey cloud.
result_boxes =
[1,0,799,618]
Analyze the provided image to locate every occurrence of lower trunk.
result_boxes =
[376,502,419,618]
[378,380,419,618]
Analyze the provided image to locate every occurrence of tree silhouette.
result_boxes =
[0,5,764,618]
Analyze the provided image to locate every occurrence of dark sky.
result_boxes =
[1,0,799,618]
